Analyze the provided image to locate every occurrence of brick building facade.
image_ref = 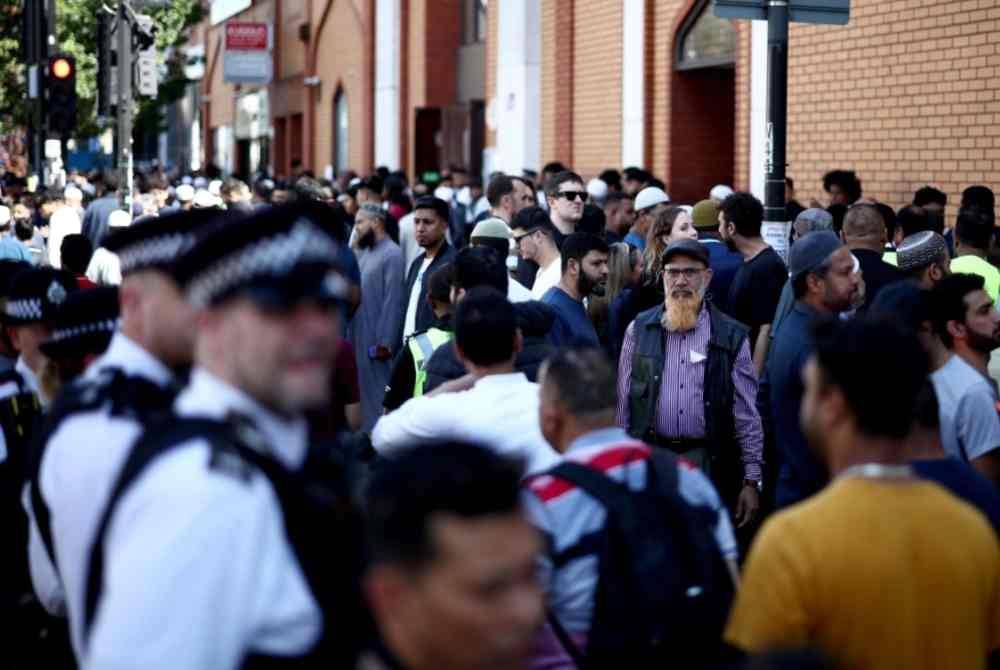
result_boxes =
[189,0,999,218]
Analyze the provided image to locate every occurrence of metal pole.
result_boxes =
[763,0,789,257]
[117,1,132,212]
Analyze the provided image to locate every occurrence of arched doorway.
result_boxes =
[333,88,349,175]
[669,0,737,203]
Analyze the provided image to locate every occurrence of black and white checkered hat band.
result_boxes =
[48,318,120,343]
[6,298,42,321]
[186,219,340,308]
[117,233,196,274]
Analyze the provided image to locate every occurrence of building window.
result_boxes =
[462,0,487,45]
[333,89,349,175]
[676,0,736,70]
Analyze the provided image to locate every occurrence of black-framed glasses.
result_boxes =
[664,267,705,280]
[513,230,536,244]
[558,190,587,202]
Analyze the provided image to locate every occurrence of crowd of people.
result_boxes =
[0,158,996,669]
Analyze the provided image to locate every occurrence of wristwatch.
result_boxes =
[743,478,763,493]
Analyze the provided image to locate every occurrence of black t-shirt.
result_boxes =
[726,246,787,352]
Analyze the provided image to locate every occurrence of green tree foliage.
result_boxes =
[0,0,204,139]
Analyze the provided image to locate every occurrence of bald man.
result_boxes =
[842,205,902,309]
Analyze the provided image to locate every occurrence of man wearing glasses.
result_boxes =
[616,238,764,533]
[511,216,563,301]
[544,171,588,239]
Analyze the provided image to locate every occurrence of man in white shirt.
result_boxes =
[512,218,562,300]
[39,188,82,268]
[373,287,559,476]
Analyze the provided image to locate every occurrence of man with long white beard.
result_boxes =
[616,239,764,530]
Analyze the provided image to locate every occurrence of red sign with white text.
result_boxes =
[225,22,269,51]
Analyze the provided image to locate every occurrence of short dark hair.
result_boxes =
[511,206,550,234]
[364,442,524,567]
[874,203,896,240]
[785,177,795,190]
[38,188,65,207]
[511,175,536,197]
[929,273,986,348]
[455,287,518,366]
[812,316,928,440]
[541,347,617,416]
[544,170,584,198]
[220,177,248,199]
[962,185,995,211]
[453,246,508,294]
[913,186,947,208]
[578,204,606,236]
[486,174,515,208]
[561,232,609,274]
[61,234,93,275]
[603,192,629,208]
[102,169,120,193]
[599,169,622,191]
[622,167,650,184]
[542,162,567,176]
[895,205,931,239]
[413,195,450,222]
[720,192,764,238]
[426,263,452,305]
[293,176,326,202]
[955,206,993,251]
[822,170,862,202]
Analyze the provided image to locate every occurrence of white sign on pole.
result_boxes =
[223,22,273,85]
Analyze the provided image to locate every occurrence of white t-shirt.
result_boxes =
[48,206,82,269]
[404,257,433,339]
[531,256,562,300]
[508,278,534,303]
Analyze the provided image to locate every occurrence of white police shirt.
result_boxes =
[84,368,321,670]
[25,332,176,657]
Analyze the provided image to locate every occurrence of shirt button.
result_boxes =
[679,410,684,414]
[680,384,684,389]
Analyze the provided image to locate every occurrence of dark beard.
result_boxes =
[723,236,737,252]
[358,229,377,249]
[577,273,605,297]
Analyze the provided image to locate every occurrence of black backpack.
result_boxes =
[546,450,734,669]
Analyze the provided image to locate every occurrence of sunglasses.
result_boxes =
[558,191,587,202]
[514,229,537,244]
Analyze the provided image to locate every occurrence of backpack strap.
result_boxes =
[547,609,589,669]
[82,417,237,643]
[28,370,177,572]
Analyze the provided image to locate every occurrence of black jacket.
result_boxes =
[423,300,556,393]
[396,242,456,351]
[852,248,902,310]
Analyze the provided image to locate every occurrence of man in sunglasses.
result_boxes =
[545,171,587,238]
[616,239,764,535]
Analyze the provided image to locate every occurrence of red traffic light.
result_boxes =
[50,57,73,79]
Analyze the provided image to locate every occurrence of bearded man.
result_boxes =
[540,232,609,347]
[616,239,764,529]
[350,203,404,431]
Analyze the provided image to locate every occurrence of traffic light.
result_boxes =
[47,54,77,136]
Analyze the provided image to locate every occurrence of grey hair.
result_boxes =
[358,203,387,223]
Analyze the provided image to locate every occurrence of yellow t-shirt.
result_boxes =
[951,255,1000,302]
[725,477,1000,669]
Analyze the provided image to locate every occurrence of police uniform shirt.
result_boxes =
[85,368,321,669]
[26,332,176,656]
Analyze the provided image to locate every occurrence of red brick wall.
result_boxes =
[784,0,1000,219]
[571,0,622,178]
[541,0,574,167]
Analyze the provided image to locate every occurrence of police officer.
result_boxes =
[83,203,367,669]
[26,209,230,660]
[0,264,77,664]
[382,263,453,412]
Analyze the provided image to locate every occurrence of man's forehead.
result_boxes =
[558,182,584,192]
[964,289,993,310]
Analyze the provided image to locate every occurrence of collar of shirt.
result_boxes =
[88,332,175,388]
[175,368,309,470]
[471,371,530,390]
[15,355,40,398]
[566,426,640,456]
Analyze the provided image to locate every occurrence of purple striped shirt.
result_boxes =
[615,307,763,481]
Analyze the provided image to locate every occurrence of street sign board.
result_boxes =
[223,22,273,85]
[714,0,850,25]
